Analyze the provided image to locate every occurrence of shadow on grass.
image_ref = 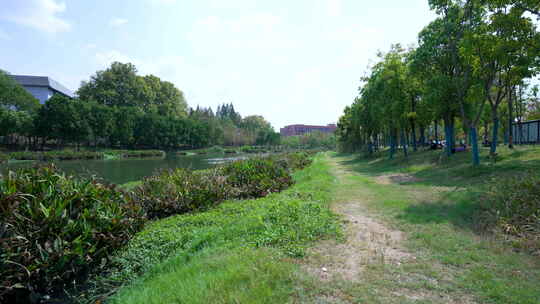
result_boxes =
[397,189,483,232]
[336,146,540,188]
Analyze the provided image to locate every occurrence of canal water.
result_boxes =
[0,153,249,184]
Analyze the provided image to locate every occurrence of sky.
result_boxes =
[0,0,438,129]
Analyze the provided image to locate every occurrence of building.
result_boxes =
[10,75,75,104]
[280,124,337,136]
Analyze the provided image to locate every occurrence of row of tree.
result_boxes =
[337,0,540,165]
[0,63,279,150]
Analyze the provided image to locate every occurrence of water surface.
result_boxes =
[0,153,248,184]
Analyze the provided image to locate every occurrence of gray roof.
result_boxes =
[10,75,75,98]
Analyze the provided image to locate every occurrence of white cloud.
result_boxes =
[0,0,70,33]
[110,18,128,27]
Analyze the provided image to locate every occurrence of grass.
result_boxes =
[325,146,540,304]
[83,154,341,303]
[118,180,142,191]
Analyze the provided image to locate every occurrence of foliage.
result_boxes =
[132,168,234,219]
[81,154,339,304]
[222,158,293,198]
[281,131,336,150]
[5,150,164,161]
[0,166,147,302]
[481,172,540,251]
[0,70,40,112]
[77,62,188,117]
[336,0,540,165]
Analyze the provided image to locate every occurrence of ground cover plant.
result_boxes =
[4,149,165,162]
[322,147,540,303]
[0,166,147,303]
[0,152,316,303]
[81,154,339,304]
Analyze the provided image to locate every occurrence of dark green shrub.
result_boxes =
[8,150,104,161]
[0,166,146,303]
[119,150,165,158]
[0,153,6,163]
[481,172,540,251]
[270,152,313,172]
[133,168,234,219]
[222,158,293,198]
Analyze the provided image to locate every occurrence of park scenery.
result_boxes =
[1,0,540,303]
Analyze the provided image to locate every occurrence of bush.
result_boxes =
[8,150,103,161]
[222,158,293,198]
[118,150,165,158]
[272,152,313,171]
[0,153,7,164]
[481,172,540,251]
[132,168,233,219]
[0,166,147,303]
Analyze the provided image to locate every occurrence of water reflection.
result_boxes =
[0,153,247,184]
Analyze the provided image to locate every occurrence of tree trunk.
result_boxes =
[491,108,499,154]
[508,87,514,149]
[411,121,417,152]
[471,127,480,166]
[434,120,438,141]
[443,117,453,157]
[402,130,408,158]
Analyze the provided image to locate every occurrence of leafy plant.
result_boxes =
[0,165,147,302]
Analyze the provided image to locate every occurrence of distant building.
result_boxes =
[280,124,337,136]
[10,75,74,104]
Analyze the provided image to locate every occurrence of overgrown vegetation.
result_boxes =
[481,172,540,252]
[0,166,147,303]
[0,152,316,303]
[0,149,164,162]
[83,154,339,304]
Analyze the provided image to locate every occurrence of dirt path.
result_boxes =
[305,158,412,282]
[301,155,476,304]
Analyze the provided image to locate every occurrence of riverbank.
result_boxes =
[80,153,340,303]
[0,152,328,303]
[0,149,165,163]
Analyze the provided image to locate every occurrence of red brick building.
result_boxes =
[280,124,337,136]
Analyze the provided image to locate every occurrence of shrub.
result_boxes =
[0,166,147,303]
[480,172,540,251]
[0,153,7,164]
[132,168,234,219]
[8,150,104,161]
[222,158,293,198]
[119,150,165,158]
[272,152,313,171]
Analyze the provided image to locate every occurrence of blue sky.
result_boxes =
[0,0,437,129]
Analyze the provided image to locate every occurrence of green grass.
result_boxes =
[118,180,142,191]
[85,154,341,303]
[111,247,295,304]
[328,146,540,304]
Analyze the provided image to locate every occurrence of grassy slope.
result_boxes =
[327,146,540,304]
[98,154,340,304]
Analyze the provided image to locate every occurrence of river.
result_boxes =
[0,153,249,184]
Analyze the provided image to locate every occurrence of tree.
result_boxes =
[0,70,40,112]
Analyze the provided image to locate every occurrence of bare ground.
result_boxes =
[300,156,476,303]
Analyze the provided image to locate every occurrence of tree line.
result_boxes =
[337,0,540,165]
[0,62,279,150]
